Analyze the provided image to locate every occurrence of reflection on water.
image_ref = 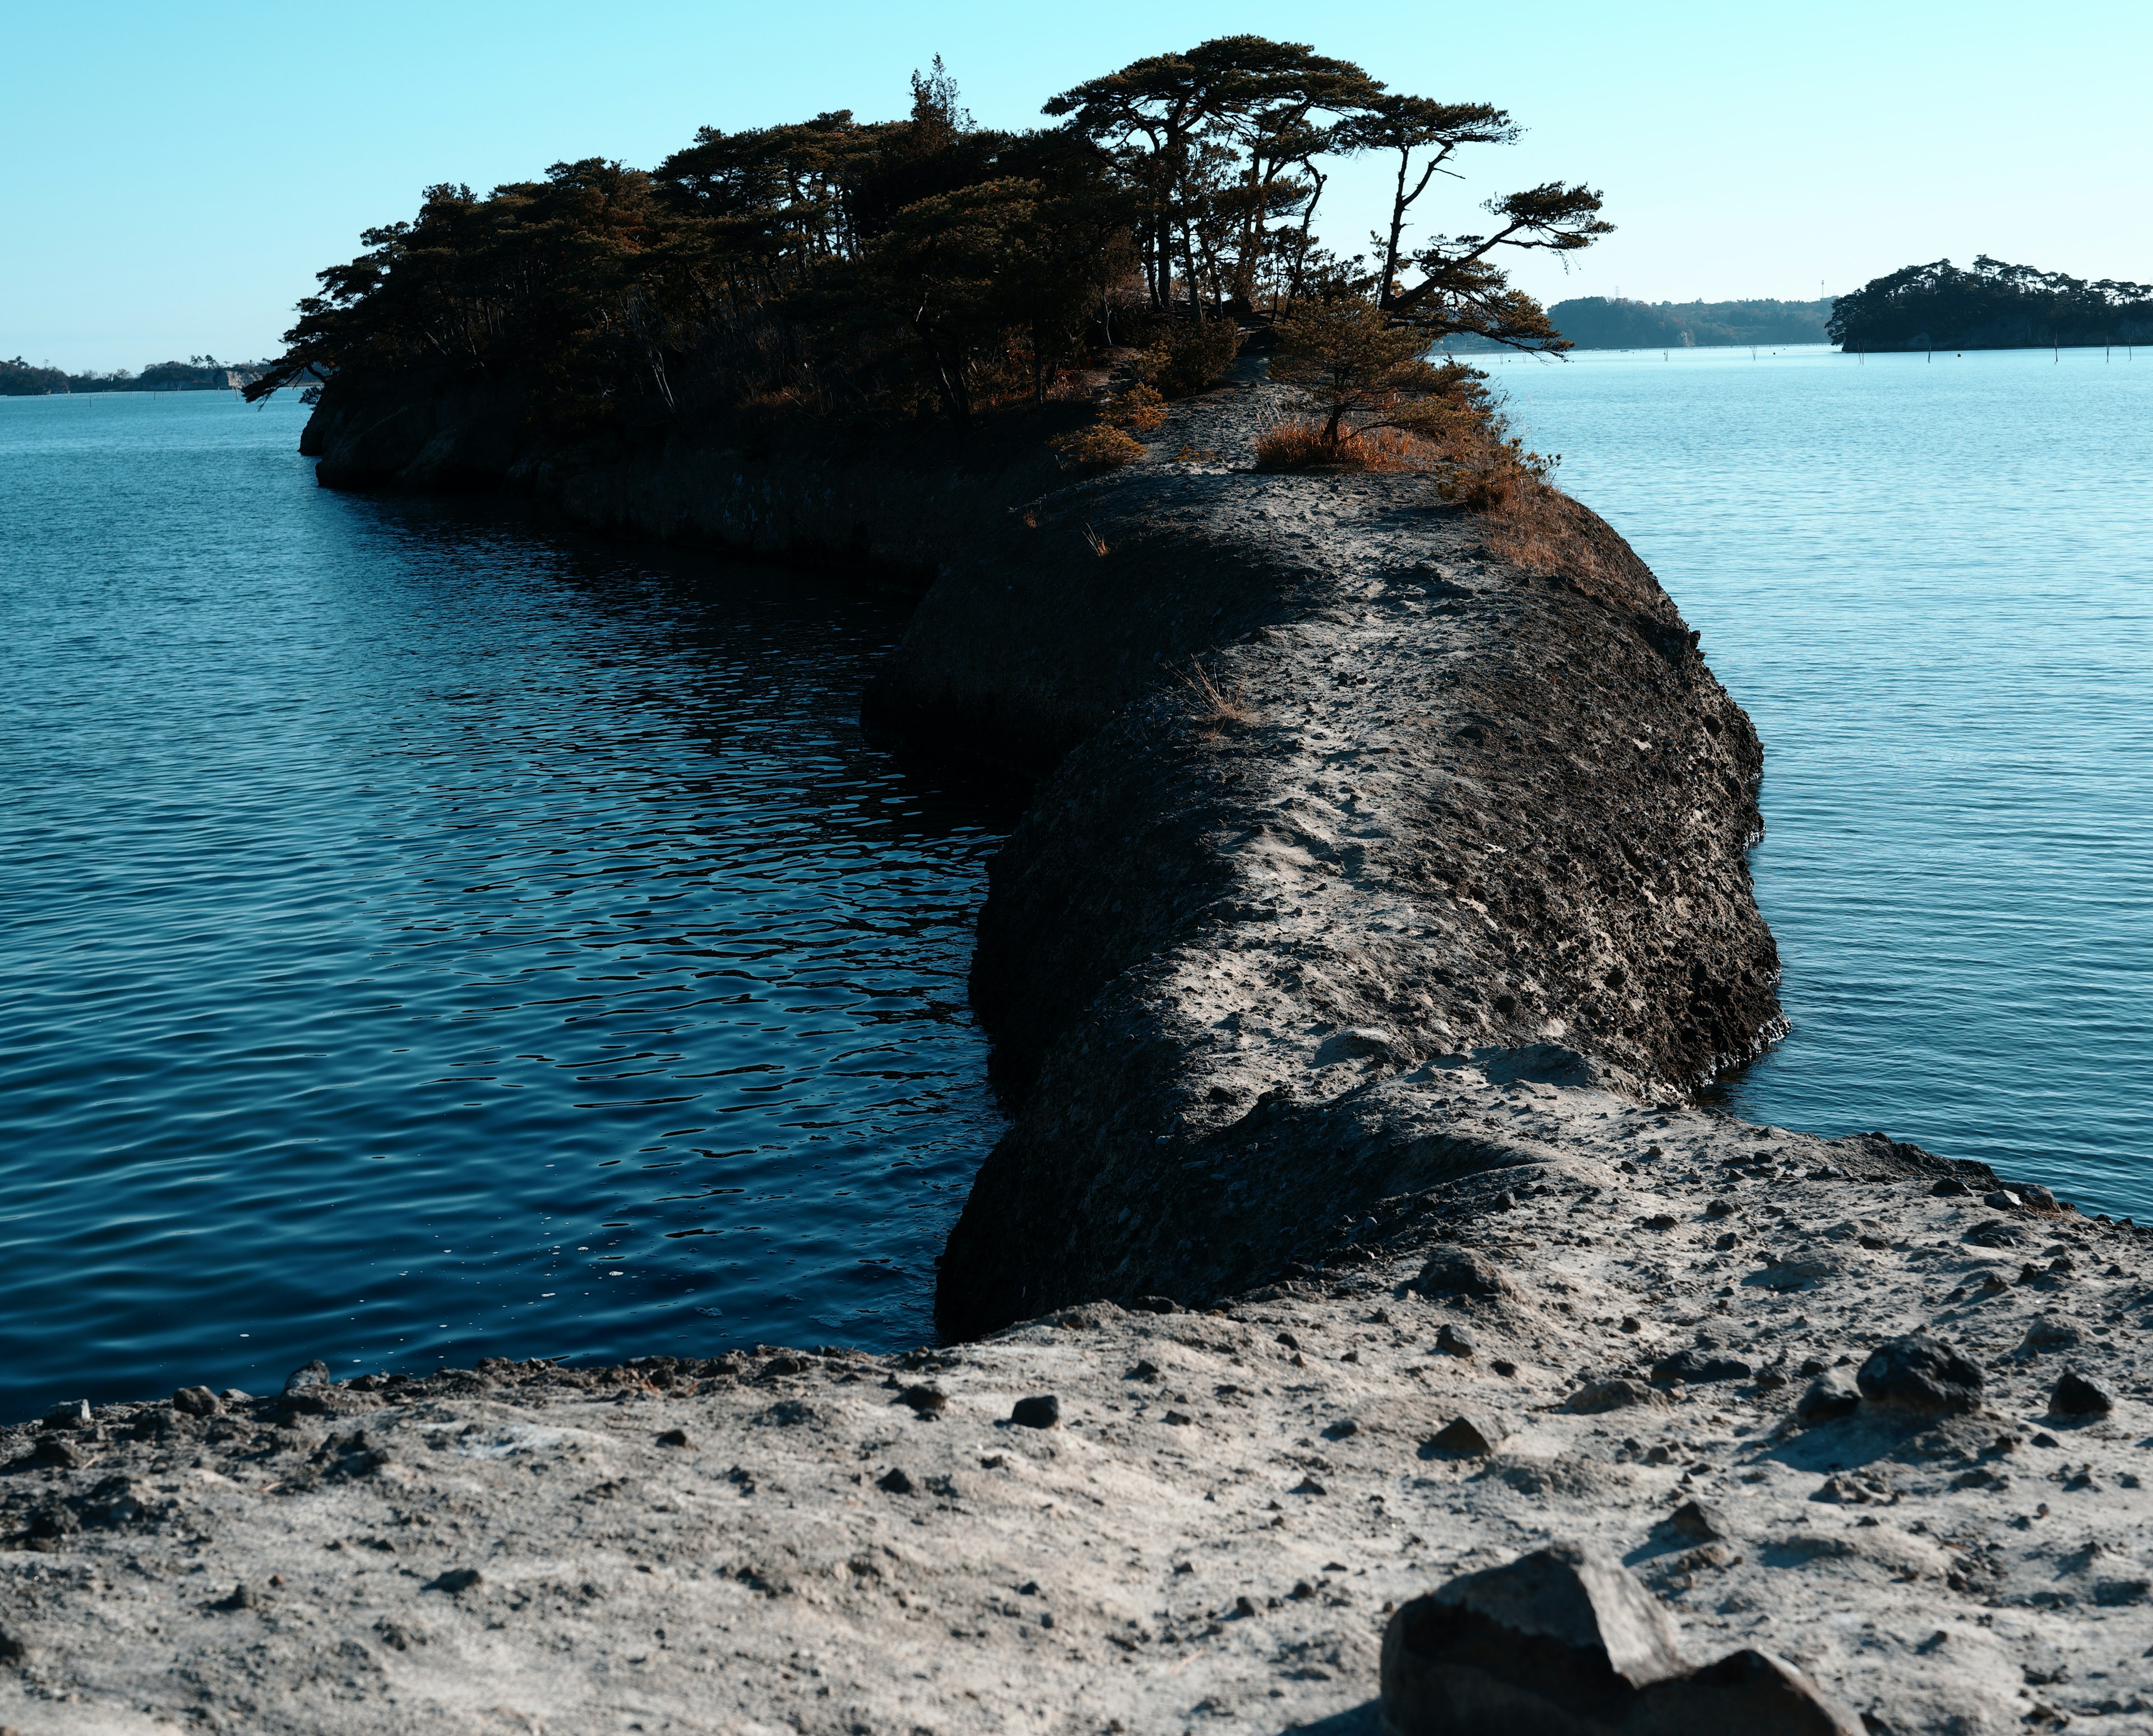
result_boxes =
[1495,344,2153,1216]
[0,391,1014,1415]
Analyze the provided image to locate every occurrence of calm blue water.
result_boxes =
[1493,343,2153,1217]
[0,391,1011,1416]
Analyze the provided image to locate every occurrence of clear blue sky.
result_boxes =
[3,0,2145,371]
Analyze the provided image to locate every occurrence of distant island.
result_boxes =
[1542,295,1833,349]
[0,354,278,396]
[1829,256,2153,351]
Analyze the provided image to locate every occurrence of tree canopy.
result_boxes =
[1829,258,2153,352]
[246,41,1609,430]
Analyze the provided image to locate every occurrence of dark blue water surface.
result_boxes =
[1,390,1012,1416]
[1494,344,2153,1217]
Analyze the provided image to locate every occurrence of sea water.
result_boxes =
[0,391,1012,1414]
[1492,342,2152,1217]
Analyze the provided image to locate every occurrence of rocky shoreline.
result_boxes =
[5,372,2147,1734]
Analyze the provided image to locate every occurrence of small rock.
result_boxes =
[1291,1476,1327,1496]
[2032,1431,2060,1448]
[2050,1368,2116,1416]
[1491,1359,1518,1378]
[1795,1371,1862,1425]
[1670,1498,1731,1540]
[172,1387,220,1419]
[1652,1348,1754,1385]
[1235,1594,1258,1617]
[1131,1295,1180,1314]
[1643,1214,1679,1230]
[215,1583,257,1611]
[1562,1378,1666,1415]
[1750,1254,1841,1290]
[44,1400,91,1430]
[1985,1190,2023,1211]
[1324,1418,1359,1438]
[1414,1247,1514,1300]
[283,1360,332,1396]
[1966,1218,2031,1249]
[1930,1177,1972,1197]
[657,1428,692,1448]
[1620,1316,1642,1334]
[2020,1317,2083,1354]
[1010,1394,1061,1429]
[425,1568,482,1594]
[1435,1322,1476,1357]
[1856,1333,1983,1416]
[2018,1185,2059,1211]
[876,1468,916,1496]
[896,1384,948,1416]
[31,1437,85,1469]
[1714,1231,1742,1251]
[1276,1331,1301,1350]
[1128,1360,1161,1381]
[1163,1409,1194,1427]
[1427,1415,1506,1456]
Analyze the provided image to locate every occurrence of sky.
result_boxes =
[3,0,2147,371]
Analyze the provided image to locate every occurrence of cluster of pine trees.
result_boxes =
[1829,257,2153,352]
[247,40,1607,436]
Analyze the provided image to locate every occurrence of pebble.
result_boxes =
[1669,1498,1730,1540]
[877,1468,916,1495]
[1428,1415,1505,1456]
[1010,1395,1061,1429]
[1435,1323,1476,1357]
[898,1385,949,1416]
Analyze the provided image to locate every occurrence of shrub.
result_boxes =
[1142,318,1244,397]
[1100,383,1168,432]
[1048,425,1147,469]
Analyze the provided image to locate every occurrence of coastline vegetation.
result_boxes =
[0,355,273,396]
[244,39,1608,484]
[1544,295,1832,350]
[1830,257,2153,351]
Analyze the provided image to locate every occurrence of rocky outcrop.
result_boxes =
[300,365,1788,1337]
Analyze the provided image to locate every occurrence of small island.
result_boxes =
[1830,256,2153,351]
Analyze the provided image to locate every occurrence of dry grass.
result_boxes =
[1048,426,1147,470]
[1474,471,1652,601]
[1081,522,1111,557]
[1101,384,1168,433]
[1251,418,1427,473]
[1176,660,1259,733]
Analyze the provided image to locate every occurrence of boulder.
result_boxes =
[1856,1334,1983,1417]
[1380,1545,1858,1734]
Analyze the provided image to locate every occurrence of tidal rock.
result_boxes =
[283,1360,332,1395]
[1436,1322,1477,1358]
[1856,1334,1983,1417]
[172,1387,220,1419]
[2050,1368,2116,1416]
[1794,1371,1861,1426]
[1415,1247,1515,1301]
[1010,1394,1061,1429]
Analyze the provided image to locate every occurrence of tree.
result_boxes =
[1268,297,1490,446]
[1332,96,1516,309]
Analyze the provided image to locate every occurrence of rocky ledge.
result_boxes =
[3,1139,2150,1734]
[6,373,2146,1733]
